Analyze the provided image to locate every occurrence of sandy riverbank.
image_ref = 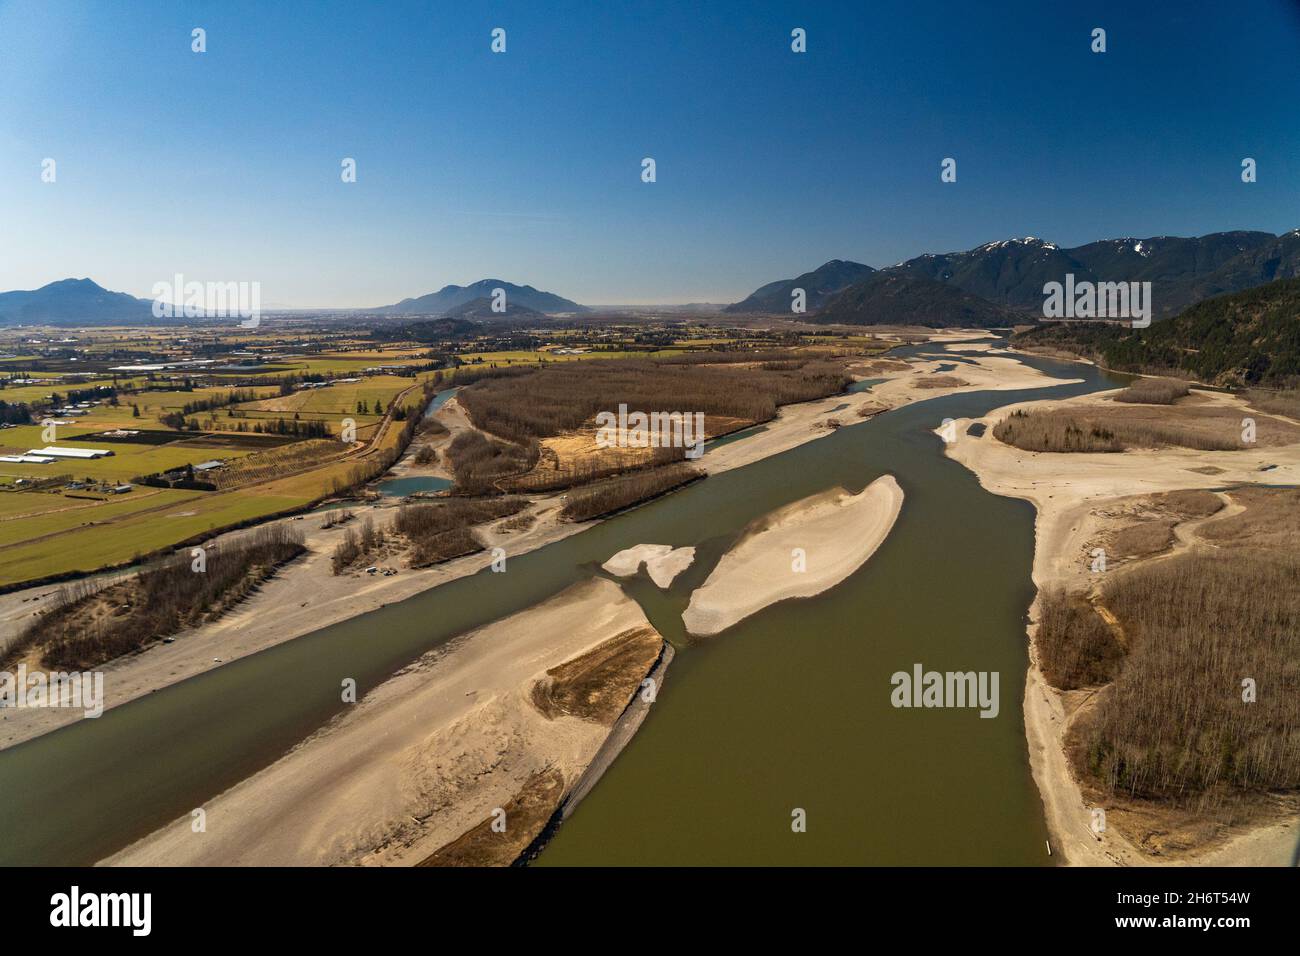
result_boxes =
[943,384,1300,866]
[0,335,1076,750]
[682,474,904,636]
[104,577,666,866]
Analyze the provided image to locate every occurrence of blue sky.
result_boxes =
[2,0,1298,306]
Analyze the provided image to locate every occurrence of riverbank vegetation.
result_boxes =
[1113,377,1190,404]
[1035,589,1124,690]
[394,497,527,567]
[992,403,1298,453]
[8,524,305,670]
[441,354,851,495]
[1076,551,1300,809]
[1038,486,1300,845]
[560,463,702,521]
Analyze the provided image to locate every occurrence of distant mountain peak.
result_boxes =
[0,277,153,326]
[725,259,875,313]
[374,279,585,315]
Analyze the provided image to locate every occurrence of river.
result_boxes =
[0,344,1124,865]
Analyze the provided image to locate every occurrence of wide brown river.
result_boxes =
[0,344,1124,865]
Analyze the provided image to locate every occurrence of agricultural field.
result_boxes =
[0,489,302,586]
[0,319,866,588]
[455,348,687,365]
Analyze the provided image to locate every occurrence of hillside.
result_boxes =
[725,260,875,313]
[375,280,585,315]
[1016,277,1300,387]
[0,278,154,326]
[731,231,1296,322]
[814,273,1017,328]
[444,297,545,321]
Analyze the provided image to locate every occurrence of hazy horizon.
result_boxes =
[4,0,1299,307]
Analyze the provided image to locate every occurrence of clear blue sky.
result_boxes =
[2,0,1298,306]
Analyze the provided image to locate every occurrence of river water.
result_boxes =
[0,345,1124,865]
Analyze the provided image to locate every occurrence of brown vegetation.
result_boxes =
[444,430,537,495]
[993,403,1293,453]
[439,355,852,496]
[913,375,969,389]
[331,517,387,573]
[994,410,1123,453]
[559,463,702,521]
[1036,588,1125,690]
[529,626,662,726]
[1198,486,1300,550]
[392,497,528,567]
[495,512,537,534]
[11,525,305,669]
[417,767,566,868]
[1074,551,1300,811]
[453,355,848,469]
[1109,519,1176,559]
[1148,489,1224,519]
[1114,377,1190,404]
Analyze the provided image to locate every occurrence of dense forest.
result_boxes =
[1015,278,1300,387]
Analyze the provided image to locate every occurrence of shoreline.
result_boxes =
[103,577,669,866]
[942,375,1300,866]
[518,640,675,865]
[682,475,904,636]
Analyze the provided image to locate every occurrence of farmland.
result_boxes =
[0,325,442,587]
[0,318,889,589]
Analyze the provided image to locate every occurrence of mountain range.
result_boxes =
[7,230,1299,327]
[730,230,1300,326]
[371,280,586,316]
[0,278,154,326]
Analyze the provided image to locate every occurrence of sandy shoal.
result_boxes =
[682,474,903,636]
[104,577,663,867]
[942,385,1300,866]
[602,543,696,588]
[602,543,674,577]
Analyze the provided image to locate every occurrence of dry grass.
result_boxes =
[495,511,536,534]
[994,403,1298,453]
[1148,489,1224,519]
[1109,519,1176,559]
[1114,378,1191,404]
[994,410,1123,452]
[417,767,566,868]
[913,375,969,389]
[1198,486,1300,550]
[529,626,662,726]
[1244,388,1300,421]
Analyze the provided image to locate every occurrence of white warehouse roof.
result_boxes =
[26,446,115,459]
